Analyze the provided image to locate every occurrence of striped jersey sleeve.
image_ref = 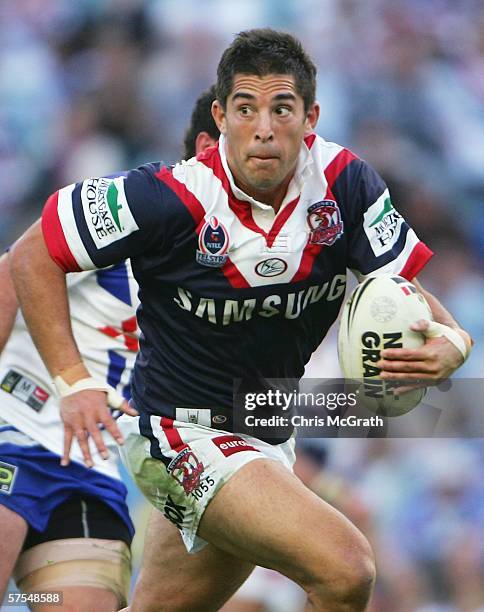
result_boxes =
[41,164,166,272]
[333,157,433,281]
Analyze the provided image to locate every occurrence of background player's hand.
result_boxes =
[377,319,471,387]
[60,390,138,467]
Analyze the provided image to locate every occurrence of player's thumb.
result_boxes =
[413,320,469,360]
[410,318,430,333]
[106,388,138,415]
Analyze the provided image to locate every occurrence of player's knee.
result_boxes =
[307,532,376,610]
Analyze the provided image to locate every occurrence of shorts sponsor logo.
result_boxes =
[363,192,404,257]
[167,448,204,495]
[0,461,17,495]
[196,216,230,268]
[212,435,259,457]
[81,176,139,249]
[212,414,227,425]
[0,370,49,412]
[307,200,344,246]
[163,495,186,530]
[255,258,288,277]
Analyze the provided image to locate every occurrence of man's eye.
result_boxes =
[275,106,291,117]
[239,106,252,116]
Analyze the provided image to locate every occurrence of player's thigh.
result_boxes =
[198,458,374,590]
[131,508,254,612]
[0,504,27,597]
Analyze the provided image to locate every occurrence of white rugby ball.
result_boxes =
[338,275,432,416]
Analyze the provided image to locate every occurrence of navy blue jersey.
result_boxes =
[42,134,432,424]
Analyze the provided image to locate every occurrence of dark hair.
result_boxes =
[216,28,317,112]
[183,85,220,159]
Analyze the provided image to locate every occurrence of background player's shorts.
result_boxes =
[0,420,134,543]
[118,414,296,553]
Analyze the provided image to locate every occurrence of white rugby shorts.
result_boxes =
[118,414,295,552]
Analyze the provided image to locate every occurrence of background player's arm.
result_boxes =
[10,221,85,376]
[411,277,471,335]
[10,221,136,466]
[0,252,18,353]
[378,276,472,381]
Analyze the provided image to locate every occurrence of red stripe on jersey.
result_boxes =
[399,242,434,281]
[199,143,230,193]
[291,243,323,283]
[200,147,267,239]
[292,148,357,282]
[304,133,316,149]
[266,196,300,248]
[228,196,267,238]
[201,146,301,248]
[160,417,187,452]
[222,258,251,288]
[324,149,358,187]
[41,191,81,273]
[155,167,205,231]
[197,148,254,288]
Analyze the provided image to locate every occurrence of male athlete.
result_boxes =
[10,29,471,611]
[0,87,219,610]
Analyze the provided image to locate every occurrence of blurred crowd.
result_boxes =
[1,0,483,610]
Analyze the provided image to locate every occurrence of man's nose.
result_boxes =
[254,111,274,142]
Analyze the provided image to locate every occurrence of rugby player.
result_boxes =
[10,29,472,611]
[0,86,219,610]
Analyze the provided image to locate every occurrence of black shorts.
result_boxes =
[22,495,133,551]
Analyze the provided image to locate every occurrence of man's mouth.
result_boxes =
[249,155,279,162]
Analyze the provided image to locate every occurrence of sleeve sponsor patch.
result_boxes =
[363,189,404,257]
[1,370,50,412]
[80,176,139,249]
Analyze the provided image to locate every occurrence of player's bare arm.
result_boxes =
[0,252,18,353]
[378,277,472,382]
[10,221,137,467]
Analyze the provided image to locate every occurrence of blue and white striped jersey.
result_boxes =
[0,263,139,478]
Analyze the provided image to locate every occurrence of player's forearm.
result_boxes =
[0,252,18,353]
[412,277,473,349]
[9,221,86,378]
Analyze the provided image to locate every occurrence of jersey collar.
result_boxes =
[218,134,314,211]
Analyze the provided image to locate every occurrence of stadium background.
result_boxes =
[1,0,483,610]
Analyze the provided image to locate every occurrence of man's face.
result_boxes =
[212,74,319,204]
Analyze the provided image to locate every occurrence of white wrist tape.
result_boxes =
[54,376,125,409]
[422,321,470,361]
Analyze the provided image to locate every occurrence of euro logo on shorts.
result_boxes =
[0,461,17,494]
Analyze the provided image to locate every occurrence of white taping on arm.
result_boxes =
[54,376,125,409]
[422,321,470,361]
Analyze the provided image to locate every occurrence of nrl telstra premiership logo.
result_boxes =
[196,216,230,268]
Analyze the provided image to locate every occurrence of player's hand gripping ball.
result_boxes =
[338,275,432,416]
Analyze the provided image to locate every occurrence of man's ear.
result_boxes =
[195,132,218,156]
[211,100,227,135]
[304,101,320,135]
